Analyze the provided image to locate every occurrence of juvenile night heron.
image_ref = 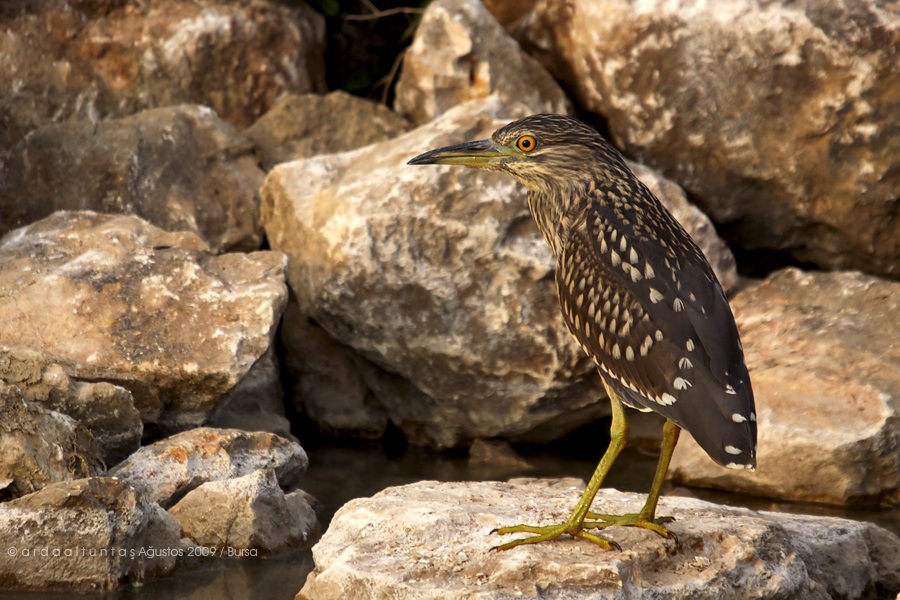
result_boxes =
[409,114,757,551]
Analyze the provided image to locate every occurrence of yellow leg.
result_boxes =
[492,397,629,551]
[584,419,681,539]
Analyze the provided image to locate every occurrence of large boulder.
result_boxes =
[504,0,900,277]
[109,428,308,508]
[394,0,573,125]
[262,98,738,448]
[0,477,181,591]
[671,268,900,506]
[0,384,102,500]
[1,105,265,252]
[0,347,142,466]
[299,479,900,599]
[0,211,288,435]
[169,468,318,555]
[0,0,325,149]
[245,91,412,171]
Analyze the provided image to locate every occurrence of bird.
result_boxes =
[409,114,756,551]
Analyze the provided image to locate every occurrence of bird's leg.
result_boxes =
[584,419,681,539]
[491,398,629,551]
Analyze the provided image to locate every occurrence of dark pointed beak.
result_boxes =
[408,138,508,167]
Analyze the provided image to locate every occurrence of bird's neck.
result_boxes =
[526,181,589,257]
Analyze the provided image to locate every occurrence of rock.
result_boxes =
[0,477,181,591]
[394,0,572,125]
[0,347,142,466]
[245,92,412,171]
[206,346,295,441]
[109,428,308,508]
[507,0,900,277]
[262,97,739,448]
[1,105,265,252]
[298,479,900,600]
[0,383,102,500]
[671,268,900,506]
[0,0,325,149]
[169,469,318,554]
[0,211,288,435]
[280,304,390,440]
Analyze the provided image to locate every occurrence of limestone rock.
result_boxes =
[0,384,102,500]
[262,98,739,448]
[1,105,264,252]
[245,92,412,171]
[0,347,142,466]
[395,0,572,125]
[0,211,288,435]
[109,428,308,508]
[169,469,318,554]
[508,0,900,276]
[0,0,325,149]
[671,268,900,506]
[206,346,295,441]
[299,479,900,600]
[0,477,181,591]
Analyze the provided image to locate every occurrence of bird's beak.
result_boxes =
[408,138,508,167]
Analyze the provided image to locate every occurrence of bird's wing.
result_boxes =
[555,205,756,468]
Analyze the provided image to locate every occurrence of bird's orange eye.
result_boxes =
[516,135,537,152]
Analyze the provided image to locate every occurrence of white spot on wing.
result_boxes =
[644,263,655,279]
[679,357,693,370]
[725,445,742,455]
[649,288,663,304]
[610,250,621,267]
[625,346,634,361]
[725,384,737,395]
[673,298,685,312]
[629,248,638,264]
[673,377,691,390]
[659,393,676,406]
[686,339,695,352]
[732,413,747,423]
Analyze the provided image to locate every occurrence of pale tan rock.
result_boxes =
[509,0,900,276]
[262,97,738,448]
[245,91,411,170]
[395,0,572,125]
[671,268,900,505]
[0,383,102,499]
[0,0,325,149]
[298,479,900,600]
[1,105,265,251]
[0,211,288,434]
[169,469,317,554]
[0,477,181,591]
[109,428,308,508]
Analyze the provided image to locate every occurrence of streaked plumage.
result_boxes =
[409,113,757,550]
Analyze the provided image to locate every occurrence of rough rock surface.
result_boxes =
[1,105,265,251]
[0,477,181,591]
[245,91,412,171]
[299,479,900,600]
[507,0,900,276]
[0,347,142,466]
[109,428,308,508]
[0,211,288,435]
[206,346,294,441]
[395,0,572,125]
[671,268,900,506]
[169,469,318,554]
[0,384,102,500]
[0,0,325,149]
[262,98,738,448]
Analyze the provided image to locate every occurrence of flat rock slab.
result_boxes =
[299,479,900,600]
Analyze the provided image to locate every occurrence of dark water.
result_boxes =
[5,438,898,600]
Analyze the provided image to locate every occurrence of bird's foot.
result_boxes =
[490,520,621,552]
[583,512,675,539]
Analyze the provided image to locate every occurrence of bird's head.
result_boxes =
[409,114,625,192]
